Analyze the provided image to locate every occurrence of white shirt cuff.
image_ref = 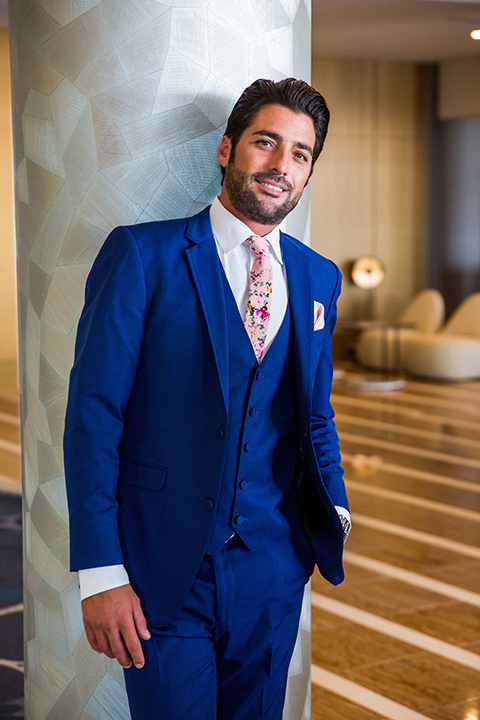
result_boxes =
[335,506,351,542]
[335,506,350,524]
[78,564,130,601]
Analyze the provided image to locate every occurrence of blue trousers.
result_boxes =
[124,532,314,720]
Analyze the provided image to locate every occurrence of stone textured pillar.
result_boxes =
[9,1,312,717]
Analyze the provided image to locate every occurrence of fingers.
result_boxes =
[133,600,151,641]
[85,626,117,662]
[86,621,136,668]
[82,585,150,669]
[121,624,145,669]
[92,625,135,668]
[107,628,134,669]
[85,625,100,653]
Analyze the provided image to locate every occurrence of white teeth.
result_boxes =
[260,182,284,192]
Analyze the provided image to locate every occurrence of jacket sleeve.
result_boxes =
[310,263,349,512]
[63,226,147,571]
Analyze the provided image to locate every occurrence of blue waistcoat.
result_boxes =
[206,271,300,553]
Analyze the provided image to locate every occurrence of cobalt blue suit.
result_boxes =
[64,205,348,717]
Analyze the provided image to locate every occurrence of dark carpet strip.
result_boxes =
[0,492,23,719]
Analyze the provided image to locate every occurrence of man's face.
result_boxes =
[217,104,316,233]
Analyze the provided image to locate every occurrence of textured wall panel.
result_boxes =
[10,0,312,717]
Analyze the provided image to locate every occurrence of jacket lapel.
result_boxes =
[281,234,316,417]
[184,208,229,412]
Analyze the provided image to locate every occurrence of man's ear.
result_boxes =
[217,136,231,168]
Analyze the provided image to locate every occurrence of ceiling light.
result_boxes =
[470,29,480,40]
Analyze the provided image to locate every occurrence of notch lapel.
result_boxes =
[281,235,316,415]
[185,210,229,413]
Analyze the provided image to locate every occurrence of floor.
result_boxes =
[1,371,480,719]
[311,368,480,720]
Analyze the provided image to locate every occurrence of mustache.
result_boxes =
[253,173,293,193]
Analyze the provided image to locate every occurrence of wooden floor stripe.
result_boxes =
[342,453,480,493]
[0,604,23,617]
[311,665,441,720]
[0,474,22,495]
[336,412,480,451]
[0,438,21,455]
[337,388,480,415]
[340,430,480,469]
[312,592,480,670]
[344,551,480,607]
[0,659,24,673]
[332,394,480,432]
[353,513,480,560]
[346,479,480,521]
[406,379,480,399]
[0,412,20,426]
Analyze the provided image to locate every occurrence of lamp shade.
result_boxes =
[351,256,385,289]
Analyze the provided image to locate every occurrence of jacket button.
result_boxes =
[203,498,215,510]
[235,515,246,525]
[243,443,254,452]
[248,407,258,417]
[238,479,249,490]
[256,370,264,380]
[216,427,225,439]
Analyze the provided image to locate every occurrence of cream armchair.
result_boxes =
[356,289,445,370]
[405,293,480,381]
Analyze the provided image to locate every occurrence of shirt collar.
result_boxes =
[209,196,284,265]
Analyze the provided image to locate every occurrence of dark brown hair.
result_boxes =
[222,77,330,178]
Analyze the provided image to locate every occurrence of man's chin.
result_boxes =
[244,207,291,226]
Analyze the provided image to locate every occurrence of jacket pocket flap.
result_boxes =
[120,459,167,490]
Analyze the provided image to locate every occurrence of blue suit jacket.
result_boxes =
[64,206,349,625]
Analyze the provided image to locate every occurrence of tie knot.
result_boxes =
[246,235,270,258]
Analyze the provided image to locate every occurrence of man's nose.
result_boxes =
[269,146,289,176]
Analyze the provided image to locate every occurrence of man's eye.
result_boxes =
[295,152,307,161]
[257,139,272,147]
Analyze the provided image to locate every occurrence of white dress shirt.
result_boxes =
[79,198,350,600]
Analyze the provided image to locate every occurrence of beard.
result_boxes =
[223,162,304,226]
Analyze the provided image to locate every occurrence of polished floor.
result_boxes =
[312,369,480,720]
[1,373,480,719]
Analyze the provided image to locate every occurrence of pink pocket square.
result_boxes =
[314,301,325,331]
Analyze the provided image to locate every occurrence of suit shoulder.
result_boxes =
[281,232,341,279]
[119,216,190,247]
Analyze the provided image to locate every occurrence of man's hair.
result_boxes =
[221,77,330,178]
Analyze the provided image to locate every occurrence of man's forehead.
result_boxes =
[244,104,315,142]
[247,103,310,124]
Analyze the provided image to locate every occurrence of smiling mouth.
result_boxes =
[257,180,288,194]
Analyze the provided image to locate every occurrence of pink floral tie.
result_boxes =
[244,235,272,362]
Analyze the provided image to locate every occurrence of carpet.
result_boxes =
[0,491,23,719]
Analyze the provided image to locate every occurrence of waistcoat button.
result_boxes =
[235,515,246,525]
[216,427,225,439]
[243,443,254,452]
[248,407,258,417]
[238,479,249,489]
[202,498,215,510]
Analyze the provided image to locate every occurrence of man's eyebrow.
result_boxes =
[251,130,313,156]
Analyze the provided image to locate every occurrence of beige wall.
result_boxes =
[439,55,480,119]
[311,59,429,320]
[0,29,17,390]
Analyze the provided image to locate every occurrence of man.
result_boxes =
[64,77,350,720]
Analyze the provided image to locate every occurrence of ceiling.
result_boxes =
[1,0,480,62]
[312,0,480,62]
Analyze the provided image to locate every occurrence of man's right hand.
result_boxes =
[82,584,151,669]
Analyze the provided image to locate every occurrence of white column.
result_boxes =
[9,0,312,717]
